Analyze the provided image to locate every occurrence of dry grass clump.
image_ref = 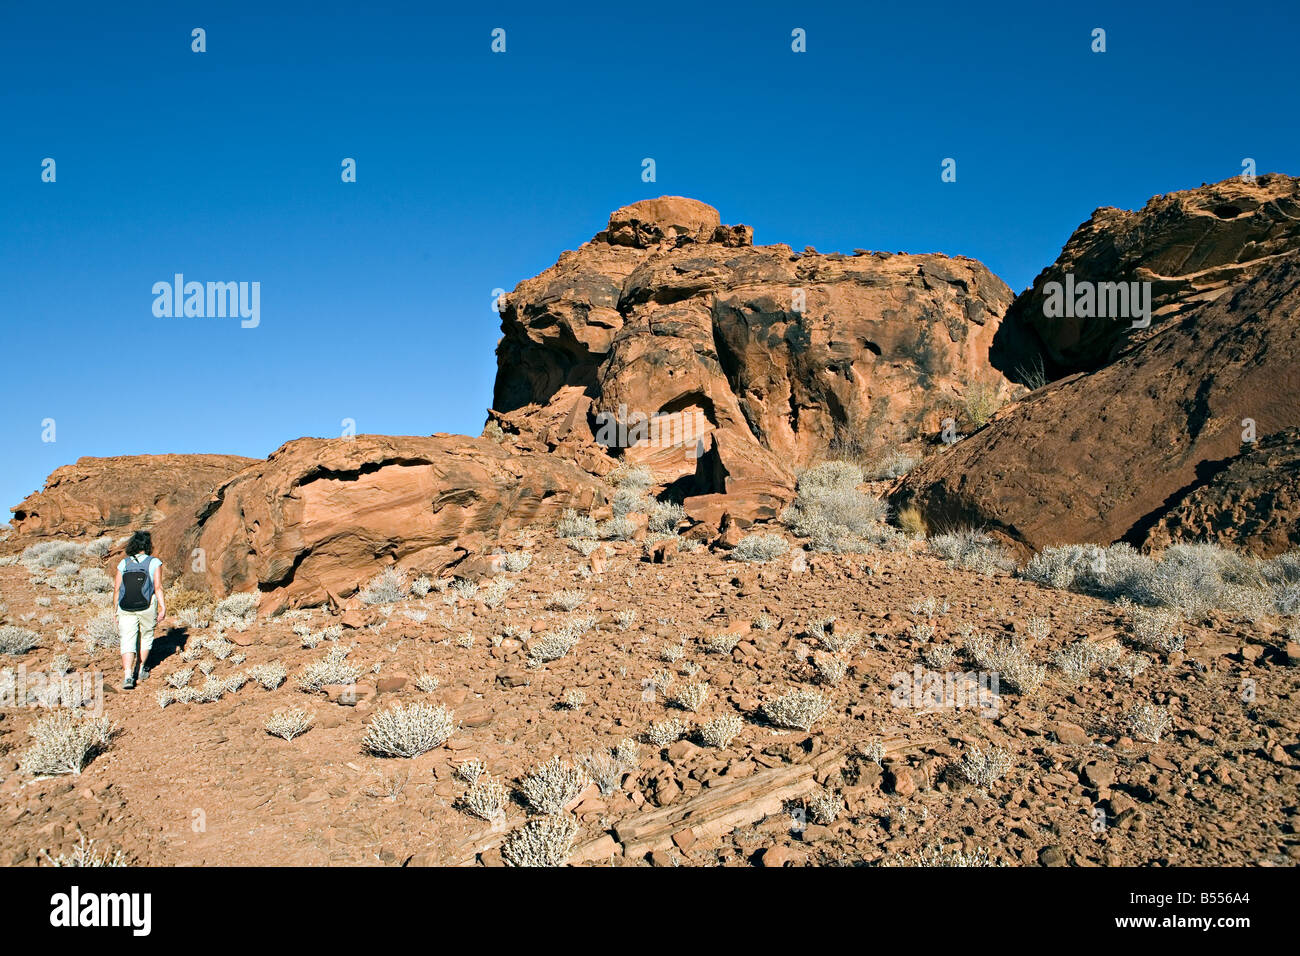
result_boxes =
[265,708,315,741]
[521,756,590,814]
[19,711,115,776]
[296,645,361,692]
[703,631,741,655]
[0,625,39,655]
[580,739,640,795]
[41,833,127,868]
[730,534,790,563]
[502,815,579,867]
[959,744,1013,789]
[500,551,533,572]
[814,652,848,685]
[362,702,456,757]
[780,462,894,553]
[762,688,829,730]
[697,713,744,748]
[807,786,844,824]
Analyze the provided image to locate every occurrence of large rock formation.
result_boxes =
[894,253,1300,555]
[1141,427,1300,557]
[995,173,1300,376]
[175,434,607,613]
[8,453,258,538]
[493,196,1017,523]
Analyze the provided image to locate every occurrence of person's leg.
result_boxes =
[136,599,158,680]
[118,611,139,688]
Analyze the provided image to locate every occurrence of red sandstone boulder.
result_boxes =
[493,197,1017,522]
[177,434,607,613]
[9,453,257,539]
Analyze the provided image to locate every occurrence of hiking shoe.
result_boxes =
[137,665,150,683]
[122,673,136,690]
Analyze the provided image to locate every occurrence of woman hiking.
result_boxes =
[113,530,166,689]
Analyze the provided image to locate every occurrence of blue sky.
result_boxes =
[2,0,1297,515]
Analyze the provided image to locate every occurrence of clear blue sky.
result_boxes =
[2,0,1297,516]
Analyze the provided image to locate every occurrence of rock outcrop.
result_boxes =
[9,454,258,538]
[1141,427,1300,557]
[894,253,1300,555]
[995,173,1300,376]
[176,434,607,613]
[493,196,1017,523]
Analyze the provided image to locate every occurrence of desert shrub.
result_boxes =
[703,631,741,655]
[77,567,114,595]
[410,576,433,597]
[697,713,743,748]
[502,816,579,867]
[868,450,918,480]
[598,516,637,541]
[923,644,956,669]
[21,541,86,569]
[556,509,597,540]
[247,661,287,690]
[363,702,456,757]
[647,501,687,535]
[579,748,631,796]
[671,681,709,713]
[528,615,595,664]
[19,712,114,776]
[1123,703,1171,743]
[929,528,1014,574]
[611,486,650,518]
[83,537,114,560]
[500,551,533,573]
[781,462,891,553]
[730,533,790,563]
[963,633,1045,695]
[645,717,687,748]
[1051,640,1123,683]
[41,833,125,867]
[214,591,258,620]
[295,645,361,692]
[457,759,486,784]
[960,382,1003,429]
[0,625,39,655]
[166,585,212,614]
[892,843,1004,867]
[1125,608,1186,655]
[265,708,314,741]
[606,463,654,492]
[359,568,408,605]
[480,578,514,609]
[561,689,586,709]
[763,688,829,730]
[568,538,599,557]
[204,636,235,660]
[546,589,587,612]
[165,667,193,689]
[959,745,1012,789]
[415,673,440,693]
[807,786,844,824]
[814,652,848,685]
[459,776,508,822]
[521,756,590,814]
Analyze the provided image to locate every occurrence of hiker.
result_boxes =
[113,531,165,689]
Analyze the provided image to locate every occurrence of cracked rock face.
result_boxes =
[1142,427,1300,557]
[894,253,1300,556]
[493,196,1016,523]
[996,173,1300,375]
[176,435,607,612]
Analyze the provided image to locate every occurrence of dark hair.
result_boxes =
[125,530,152,556]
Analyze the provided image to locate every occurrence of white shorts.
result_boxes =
[118,598,159,655]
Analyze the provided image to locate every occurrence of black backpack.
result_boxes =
[119,555,155,611]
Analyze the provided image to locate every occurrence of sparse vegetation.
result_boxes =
[763,688,829,730]
[730,533,790,563]
[362,702,456,757]
[265,708,315,741]
[19,711,114,776]
[521,756,590,814]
